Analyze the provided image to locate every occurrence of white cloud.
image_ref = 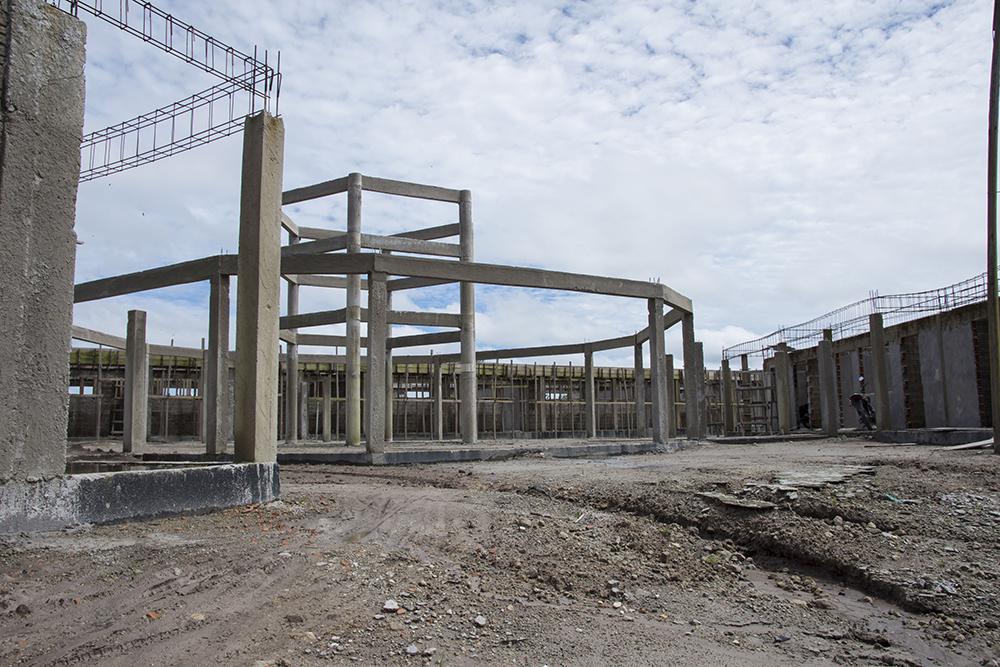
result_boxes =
[71,0,990,368]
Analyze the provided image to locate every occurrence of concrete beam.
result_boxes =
[361,175,463,203]
[71,325,126,350]
[284,233,462,258]
[123,310,148,454]
[282,176,348,205]
[233,112,284,464]
[74,255,236,303]
[387,277,456,292]
[388,331,462,350]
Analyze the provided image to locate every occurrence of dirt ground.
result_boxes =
[3,438,1000,666]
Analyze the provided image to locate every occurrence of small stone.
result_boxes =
[278,551,293,558]
[423,647,438,656]
[405,644,419,655]
[832,516,844,526]
[303,631,317,642]
[285,614,305,624]
[474,615,487,627]
[190,612,206,621]
[383,599,400,612]
[14,604,30,617]
[612,601,622,609]
[774,635,791,643]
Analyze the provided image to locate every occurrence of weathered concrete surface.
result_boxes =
[873,428,993,446]
[234,113,284,463]
[123,310,148,453]
[0,1,85,481]
[204,275,230,456]
[0,463,279,533]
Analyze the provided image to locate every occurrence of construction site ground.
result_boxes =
[2,438,999,666]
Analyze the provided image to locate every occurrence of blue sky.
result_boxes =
[71,0,991,367]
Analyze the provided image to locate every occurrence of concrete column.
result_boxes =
[459,189,478,444]
[345,173,363,446]
[366,272,388,463]
[284,236,300,443]
[385,291,394,442]
[0,1,85,481]
[740,354,749,372]
[123,310,148,454]
[322,375,333,442]
[648,299,668,443]
[633,340,646,437]
[584,346,596,438]
[682,315,704,439]
[665,354,677,437]
[721,358,734,435]
[233,112,284,464]
[818,333,839,436]
[773,345,792,434]
[299,380,309,439]
[692,342,706,437]
[204,274,230,457]
[433,359,444,440]
[868,313,891,430]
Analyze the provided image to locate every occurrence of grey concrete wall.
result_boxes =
[917,326,948,427]
[941,322,980,427]
[885,341,906,429]
[0,0,85,481]
[837,350,860,428]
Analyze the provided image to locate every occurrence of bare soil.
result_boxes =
[3,438,1000,666]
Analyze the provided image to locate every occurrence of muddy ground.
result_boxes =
[2,438,1000,666]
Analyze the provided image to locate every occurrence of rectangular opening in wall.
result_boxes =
[900,334,926,428]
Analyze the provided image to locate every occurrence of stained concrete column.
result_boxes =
[868,313,891,430]
[123,310,149,453]
[366,272,388,463]
[233,112,284,464]
[682,315,705,439]
[721,357,734,435]
[385,290,394,443]
[648,299,668,444]
[773,345,792,435]
[299,380,309,439]
[818,331,839,436]
[459,189,478,444]
[204,274,230,457]
[322,375,333,442]
[432,359,444,441]
[584,346,596,438]
[633,340,646,437]
[345,173,363,447]
[665,354,677,437]
[284,237,300,443]
[692,342,706,437]
[0,1,85,481]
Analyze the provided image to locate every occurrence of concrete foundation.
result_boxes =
[0,462,279,533]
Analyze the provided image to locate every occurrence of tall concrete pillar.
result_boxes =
[385,290,394,443]
[322,375,333,442]
[0,1,85,481]
[633,340,646,437]
[432,359,444,440]
[868,313,891,430]
[123,310,148,453]
[584,346,596,438]
[284,237,300,443]
[366,272,388,463]
[682,315,704,439]
[648,299,668,443]
[204,274,230,457]
[459,189,478,443]
[721,357,734,435]
[692,342,706,437]
[773,345,792,434]
[818,333,839,436]
[233,112,284,464]
[299,380,309,439]
[345,173,363,446]
[665,354,676,437]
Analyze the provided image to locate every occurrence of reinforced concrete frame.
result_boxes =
[72,163,699,464]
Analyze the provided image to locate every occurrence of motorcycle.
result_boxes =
[850,375,876,430]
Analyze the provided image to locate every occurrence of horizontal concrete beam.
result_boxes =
[281,308,347,329]
[284,274,366,290]
[284,234,461,258]
[296,333,368,348]
[71,325,126,349]
[74,255,237,303]
[387,277,456,292]
[396,223,461,241]
[282,177,348,205]
[361,176,462,203]
[280,308,459,330]
[387,330,462,350]
[280,212,299,237]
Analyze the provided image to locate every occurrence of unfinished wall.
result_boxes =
[0,0,85,480]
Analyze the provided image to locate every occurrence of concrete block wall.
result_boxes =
[0,0,85,481]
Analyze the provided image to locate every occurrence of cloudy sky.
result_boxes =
[71,0,989,368]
